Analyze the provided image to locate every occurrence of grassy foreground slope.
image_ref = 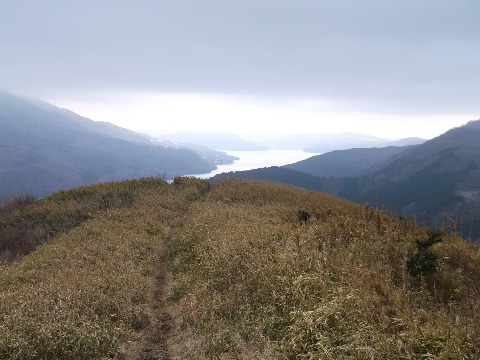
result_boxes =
[170,178,480,359]
[0,177,209,359]
[1,177,479,359]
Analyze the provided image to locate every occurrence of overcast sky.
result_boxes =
[1,1,479,139]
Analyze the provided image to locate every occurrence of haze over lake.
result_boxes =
[189,150,319,179]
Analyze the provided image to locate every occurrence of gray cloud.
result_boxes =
[1,0,479,114]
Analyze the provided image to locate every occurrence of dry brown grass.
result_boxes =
[0,177,208,359]
[1,177,479,359]
[169,178,480,359]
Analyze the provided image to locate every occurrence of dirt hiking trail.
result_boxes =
[131,224,176,360]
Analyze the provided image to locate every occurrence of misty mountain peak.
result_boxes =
[465,119,480,129]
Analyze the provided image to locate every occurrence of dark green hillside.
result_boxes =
[1,177,479,359]
[0,91,217,197]
[210,166,326,191]
[365,121,480,182]
[358,121,480,239]
[285,146,411,177]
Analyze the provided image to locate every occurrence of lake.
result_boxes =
[188,150,319,179]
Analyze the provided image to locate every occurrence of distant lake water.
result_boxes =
[188,150,319,179]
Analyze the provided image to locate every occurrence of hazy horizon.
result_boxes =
[1,1,479,140]
[44,93,474,141]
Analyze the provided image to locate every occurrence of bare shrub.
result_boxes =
[0,193,36,215]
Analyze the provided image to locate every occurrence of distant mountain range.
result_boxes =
[255,133,425,153]
[211,121,480,240]
[159,132,267,151]
[160,131,425,152]
[151,139,238,165]
[0,90,231,197]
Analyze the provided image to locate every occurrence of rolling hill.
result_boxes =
[0,90,219,197]
[1,177,479,358]
[284,146,412,177]
[212,121,480,240]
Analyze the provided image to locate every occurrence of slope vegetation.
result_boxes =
[1,177,479,359]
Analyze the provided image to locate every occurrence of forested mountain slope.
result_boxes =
[284,146,412,177]
[1,177,479,359]
[0,90,216,197]
[349,120,480,238]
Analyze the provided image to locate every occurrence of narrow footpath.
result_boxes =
[133,225,176,360]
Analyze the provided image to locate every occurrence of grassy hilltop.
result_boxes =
[1,177,479,359]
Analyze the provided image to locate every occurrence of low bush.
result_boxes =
[0,193,36,215]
